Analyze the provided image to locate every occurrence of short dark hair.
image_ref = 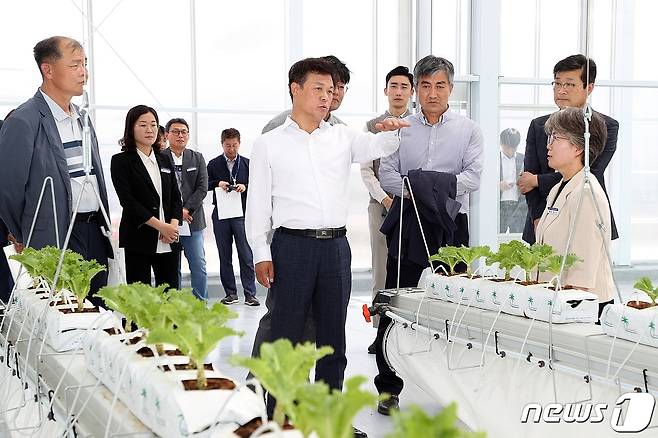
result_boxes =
[288,57,338,101]
[119,105,161,152]
[165,118,189,132]
[221,128,241,143]
[553,54,597,87]
[544,107,607,164]
[33,36,83,77]
[500,128,521,148]
[385,66,413,86]
[414,55,455,87]
[321,55,350,84]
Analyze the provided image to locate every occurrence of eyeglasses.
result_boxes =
[548,132,570,145]
[551,81,580,91]
[169,129,189,136]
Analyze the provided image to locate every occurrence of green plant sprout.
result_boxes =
[454,245,493,277]
[387,403,486,438]
[515,243,554,282]
[633,277,658,304]
[486,241,525,280]
[538,253,581,287]
[148,298,242,390]
[61,257,106,311]
[231,339,333,427]
[429,246,462,275]
[293,376,378,438]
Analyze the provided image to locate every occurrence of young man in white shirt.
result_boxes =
[246,57,408,435]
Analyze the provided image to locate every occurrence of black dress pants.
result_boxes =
[374,213,470,397]
[125,249,180,290]
[261,229,351,416]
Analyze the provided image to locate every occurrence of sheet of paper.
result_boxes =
[178,220,191,237]
[214,187,244,220]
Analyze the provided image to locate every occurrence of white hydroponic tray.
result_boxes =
[84,329,266,437]
[418,268,598,323]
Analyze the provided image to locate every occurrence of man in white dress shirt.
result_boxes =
[245,57,408,412]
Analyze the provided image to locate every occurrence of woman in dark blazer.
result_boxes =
[111,105,182,288]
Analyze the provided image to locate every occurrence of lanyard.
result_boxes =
[230,155,240,185]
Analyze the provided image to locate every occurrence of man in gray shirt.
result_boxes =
[261,55,349,133]
[360,65,414,354]
[374,55,484,415]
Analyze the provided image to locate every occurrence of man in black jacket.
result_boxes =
[207,128,259,306]
[518,54,619,244]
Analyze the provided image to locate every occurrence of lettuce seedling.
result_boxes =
[486,241,526,280]
[454,245,493,277]
[293,376,378,438]
[231,339,333,427]
[95,283,148,331]
[633,277,658,304]
[387,403,486,438]
[9,247,43,286]
[429,246,462,275]
[38,246,82,292]
[148,298,242,390]
[61,257,106,311]
[515,243,554,282]
[538,253,581,287]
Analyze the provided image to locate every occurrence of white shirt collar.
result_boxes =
[282,115,330,132]
[224,154,237,162]
[137,148,157,165]
[40,89,79,122]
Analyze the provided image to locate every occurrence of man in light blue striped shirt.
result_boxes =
[374,55,484,416]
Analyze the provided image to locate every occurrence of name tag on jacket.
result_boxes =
[160,168,172,174]
[186,167,197,172]
[547,207,559,215]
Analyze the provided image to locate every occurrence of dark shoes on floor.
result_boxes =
[377,394,400,416]
[367,340,377,354]
[220,294,239,305]
[245,296,260,306]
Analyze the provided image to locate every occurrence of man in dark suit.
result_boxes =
[0,36,112,302]
[207,128,259,306]
[164,118,208,300]
[519,54,619,244]
[499,128,527,233]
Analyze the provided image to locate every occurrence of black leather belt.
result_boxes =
[279,226,347,239]
[75,211,100,223]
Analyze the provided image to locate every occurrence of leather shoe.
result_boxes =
[367,340,377,354]
[377,394,399,416]
[353,426,368,437]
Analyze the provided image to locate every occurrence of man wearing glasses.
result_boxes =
[518,54,619,244]
[165,118,209,300]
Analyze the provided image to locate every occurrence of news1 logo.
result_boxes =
[521,392,656,432]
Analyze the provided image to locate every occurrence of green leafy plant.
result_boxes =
[293,376,378,438]
[95,283,150,331]
[61,257,106,311]
[429,246,462,275]
[633,277,658,304]
[386,403,486,438]
[148,298,242,389]
[454,245,493,277]
[515,243,554,282]
[538,253,582,287]
[231,339,333,427]
[486,240,526,281]
[8,247,43,286]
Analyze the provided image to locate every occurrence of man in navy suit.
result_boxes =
[207,128,259,306]
[518,54,618,244]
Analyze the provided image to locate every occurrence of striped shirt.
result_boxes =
[40,90,100,213]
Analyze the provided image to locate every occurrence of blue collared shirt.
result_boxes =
[379,109,484,214]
